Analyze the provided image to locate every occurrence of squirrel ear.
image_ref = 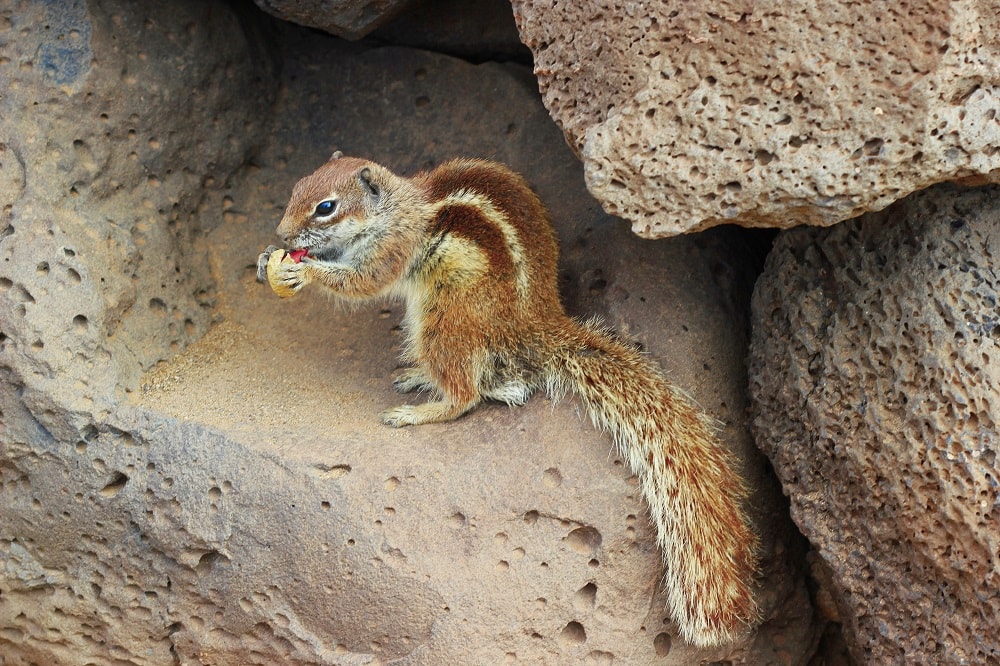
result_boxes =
[358,167,379,198]
[330,150,344,160]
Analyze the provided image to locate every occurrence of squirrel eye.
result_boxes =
[314,200,337,217]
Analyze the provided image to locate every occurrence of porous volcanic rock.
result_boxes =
[512,0,1000,237]
[251,0,416,39]
[750,183,1000,664]
[1,3,818,664]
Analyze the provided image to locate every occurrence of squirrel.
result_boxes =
[255,152,759,647]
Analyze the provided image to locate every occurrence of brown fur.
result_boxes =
[257,155,760,646]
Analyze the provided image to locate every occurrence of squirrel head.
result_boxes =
[275,152,398,259]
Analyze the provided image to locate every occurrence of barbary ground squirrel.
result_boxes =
[256,153,759,647]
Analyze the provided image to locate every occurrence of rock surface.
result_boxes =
[512,0,1000,237]
[0,1,819,664]
[750,184,1000,664]
[371,0,531,63]
[252,0,415,40]
[0,0,276,428]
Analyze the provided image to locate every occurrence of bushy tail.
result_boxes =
[543,319,759,647]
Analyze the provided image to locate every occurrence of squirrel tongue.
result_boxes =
[288,248,309,263]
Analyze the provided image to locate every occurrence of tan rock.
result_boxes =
[750,183,1000,663]
[0,1,818,663]
[512,1,1000,237]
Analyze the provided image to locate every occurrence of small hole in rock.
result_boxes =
[864,138,885,156]
[565,526,602,555]
[754,150,775,165]
[653,631,672,656]
[574,582,597,610]
[560,621,586,644]
[99,472,128,498]
[542,468,562,488]
[195,550,227,574]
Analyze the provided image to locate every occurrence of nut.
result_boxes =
[266,250,299,298]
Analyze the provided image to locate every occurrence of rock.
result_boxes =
[370,0,532,63]
[511,0,1000,237]
[0,0,276,433]
[749,183,1000,664]
[251,0,417,40]
[1,3,818,664]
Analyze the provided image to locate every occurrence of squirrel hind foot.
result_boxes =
[379,400,476,427]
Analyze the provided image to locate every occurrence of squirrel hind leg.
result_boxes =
[380,338,497,425]
[481,379,533,406]
[392,367,437,394]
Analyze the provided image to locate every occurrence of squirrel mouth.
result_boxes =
[287,248,310,263]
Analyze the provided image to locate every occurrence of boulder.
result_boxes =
[512,0,1000,237]
[750,183,1000,663]
[251,0,416,40]
[0,1,818,663]
[371,0,531,63]
[0,0,276,429]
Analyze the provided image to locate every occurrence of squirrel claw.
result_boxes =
[256,245,282,283]
[380,406,417,427]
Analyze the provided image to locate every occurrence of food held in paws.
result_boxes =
[265,249,301,298]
